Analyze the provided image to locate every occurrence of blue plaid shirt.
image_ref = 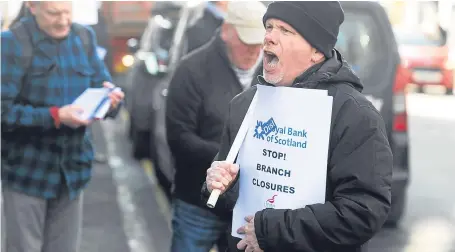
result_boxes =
[1,17,112,200]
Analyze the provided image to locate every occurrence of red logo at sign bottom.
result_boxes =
[264,194,277,208]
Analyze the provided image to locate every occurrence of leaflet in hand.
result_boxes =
[72,87,120,120]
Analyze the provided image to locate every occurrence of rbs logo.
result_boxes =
[253,117,308,149]
[254,118,278,140]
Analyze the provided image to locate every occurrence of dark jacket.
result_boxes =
[201,49,393,251]
[166,32,262,209]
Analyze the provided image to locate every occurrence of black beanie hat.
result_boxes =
[263,1,344,58]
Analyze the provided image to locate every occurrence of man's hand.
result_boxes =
[103,82,124,109]
[237,215,263,252]
[206,161,239,193]
[58,105,90,128]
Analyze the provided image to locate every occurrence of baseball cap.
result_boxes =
[224,1,267,45]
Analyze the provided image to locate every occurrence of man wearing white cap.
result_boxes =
[165,1,266,251]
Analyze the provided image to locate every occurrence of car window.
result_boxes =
[335,12,384,84]
[140,15,177,55]
[153,26,175,51]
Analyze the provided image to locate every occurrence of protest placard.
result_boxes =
[232,85,333,239]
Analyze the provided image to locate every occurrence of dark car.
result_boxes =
[152,1,410,226]
[124,2,183,159]
[148,3,206,199]
[334,1,410,226]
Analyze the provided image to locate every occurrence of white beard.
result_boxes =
[263,69,284,85]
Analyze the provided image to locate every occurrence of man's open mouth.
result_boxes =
[264,51,279,68]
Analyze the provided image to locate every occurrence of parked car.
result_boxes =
[147,2,206,199]
[124,2,183,159]
[394,25,454,95]
[151,1,410,226]
[335,1,410,226]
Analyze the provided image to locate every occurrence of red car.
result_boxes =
[394,26,454,95]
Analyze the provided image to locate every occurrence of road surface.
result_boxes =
[367,93,455,252]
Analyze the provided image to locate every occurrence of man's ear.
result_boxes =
[27,1,39,15]
[215,1,229,12]
[220,23,230,42]
[311,49,325,63]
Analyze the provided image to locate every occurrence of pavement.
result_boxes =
[81,115,171,252]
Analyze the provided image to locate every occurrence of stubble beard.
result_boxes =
[263,69,284,85]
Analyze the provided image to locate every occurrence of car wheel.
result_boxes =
[384,189,407,228]
[149,127,158,163]
[446,88,453,95]
[128,119,134,140]
[148,126,172,201]
[132,130,151,160]
[152,163,172,202]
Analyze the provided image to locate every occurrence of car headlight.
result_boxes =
[122,55,135,68]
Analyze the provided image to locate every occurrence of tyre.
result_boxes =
[131,130,151,160]
[128,119,134,140]
[153,164,172,202]
[148,125,172,202]
[384,186,407,228]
